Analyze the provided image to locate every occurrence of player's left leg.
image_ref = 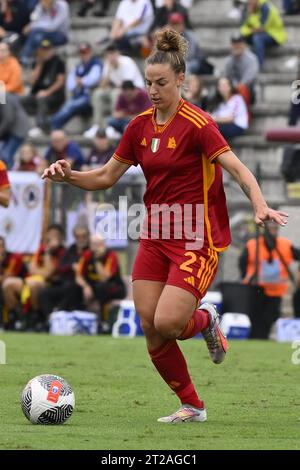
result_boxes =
[153,285,207,423]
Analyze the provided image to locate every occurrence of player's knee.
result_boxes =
[154,317,182,339]
[139,316,155,336]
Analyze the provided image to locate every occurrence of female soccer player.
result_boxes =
[42,28,288,424]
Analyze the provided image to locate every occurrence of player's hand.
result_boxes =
[254,207,289,227]
[41,159,71,182]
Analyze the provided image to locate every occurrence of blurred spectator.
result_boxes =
[0,159,10,207]
[51,42,103,130]
[77,0,109,17]
[106,80,151,138]
[239,222,300,338]
[44,130,85,170]
[151,0,191,32]
[183,74,208,110]
[84,42,145,138]
[109,0,154,54]
[13,142,46,174]
[282,0,300,14]
[38,224,90,317]
[21,38,65,136]
[240,0,287,69]
[2,224,65,330]
[20,0,70,66]
[210,77,249,141]
[83,129,117,168]
[227,0,247,20]
[0,235,26,328]
[0,42,23,95]
[224,34,259,106]
[0,0,30,52]
[0,93,30,169]
[75,235,126,330]
[167,12,214,75]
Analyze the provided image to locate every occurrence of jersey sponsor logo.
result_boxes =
[151,138,160,153]
[167,137,176,149]
[140,137,147,146]
[47,380,63,403]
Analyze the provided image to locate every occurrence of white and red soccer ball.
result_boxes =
[21,374,75,424]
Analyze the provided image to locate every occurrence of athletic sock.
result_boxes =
[177,309,210,340]
[149,340,204,409]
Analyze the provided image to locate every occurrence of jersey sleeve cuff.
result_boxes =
[208,146,231,162]
[113,153,135,166]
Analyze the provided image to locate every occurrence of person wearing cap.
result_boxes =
[150,0,191,32]
[239,222,300,339]
[223,33,259,106]
[20,0,70,66]
[167,12,213,75]
[106,80,151,138]
[20,37,66,136]
[240,0,286,69]
[50,42,103,130]
[84,42,145,138]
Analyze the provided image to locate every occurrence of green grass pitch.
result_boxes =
[0,332,299,450]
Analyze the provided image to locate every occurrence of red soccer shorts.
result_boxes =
[132,238,219,302]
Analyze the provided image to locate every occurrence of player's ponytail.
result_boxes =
[146,27,188,74]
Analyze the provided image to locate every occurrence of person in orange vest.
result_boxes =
[239,222,300,339]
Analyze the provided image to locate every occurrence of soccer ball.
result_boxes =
[21,374,75,425]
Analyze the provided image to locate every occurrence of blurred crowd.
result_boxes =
[0,0,299,172]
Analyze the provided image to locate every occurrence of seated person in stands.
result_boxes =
[106,80,151,139]
[240,0,286,70]
[167,12,214,75]
[38,224,90,318]
[183,74,208,111]
[77,0,109,17]
[0,236,27,328]
[0,159,11,208]
[210,77,249,141]
[20,0,70,66]
[0,0,30,52]
[13,143,46,174]
[84,42,145,138]
[288,57,300,126]
[0,42,24,95]
[224,34,259,106]
[108,0,154,55]
[83,129,117,169]
[44,130,85,170]
[21,38,65,137]
[150,0,191,32]
[75,235,126,331]
[0,93,30,169]
[50,42,103,130]
[2,224,65,331]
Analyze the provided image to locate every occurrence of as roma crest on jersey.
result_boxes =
[151,138,160,153]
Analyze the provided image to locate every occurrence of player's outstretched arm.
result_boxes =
[217,150,288,227]
[41,157,131,191]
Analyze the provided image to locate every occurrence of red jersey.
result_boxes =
[113,99,231,251]
[0,160,10,189]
